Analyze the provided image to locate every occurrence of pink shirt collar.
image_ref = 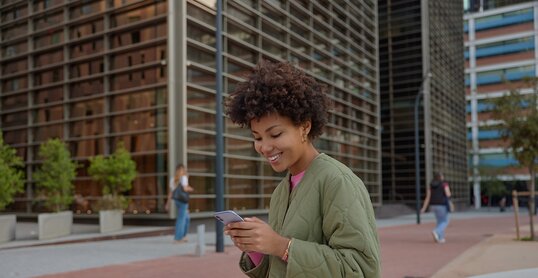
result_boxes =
[290,170,306,190]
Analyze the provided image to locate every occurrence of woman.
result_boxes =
[224,60,380,277]
[421,172,451,243]
[166,164,194,242]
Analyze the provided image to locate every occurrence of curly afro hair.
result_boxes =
[226,60,331,140]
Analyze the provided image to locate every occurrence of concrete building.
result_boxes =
[0,0,381,219]
[378,0,468,207]
[464,0,537,207]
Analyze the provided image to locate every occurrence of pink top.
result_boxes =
[247,170,306,266]
[290,170,305,191]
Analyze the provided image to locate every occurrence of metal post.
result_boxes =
[414,73,431,225]
[512,190,520,240]
[196,224,206,257]
[215,0,225,253]
[414,92,422,225]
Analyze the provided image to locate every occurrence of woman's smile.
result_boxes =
[251,113,317,175]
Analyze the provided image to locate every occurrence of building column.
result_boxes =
[468,17,481,209]
[167,0,187,218]
[421,0,432,187]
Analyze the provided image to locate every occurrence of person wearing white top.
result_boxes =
[165,164,194,242]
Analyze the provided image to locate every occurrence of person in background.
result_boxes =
[165,163,194,242]
[499,196,507,212]
[224,60,381,277]
[421,172,452,243]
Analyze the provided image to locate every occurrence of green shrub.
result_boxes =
[33,139,79,212]
[89,142,136,210]
[0,131,25,211]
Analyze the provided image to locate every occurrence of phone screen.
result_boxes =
[214,210,244,224]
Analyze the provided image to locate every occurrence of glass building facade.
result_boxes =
[378,0,468,206]
[0,0,381,219]
[464,1,537,207]
[464,0,531,13]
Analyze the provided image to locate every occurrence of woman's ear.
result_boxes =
[301,121,312,143]
[302,121,312,135]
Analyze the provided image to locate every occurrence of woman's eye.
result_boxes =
[253,137,261,141]
[271,133,282,138]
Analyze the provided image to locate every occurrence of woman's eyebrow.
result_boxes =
[251,125,280,135]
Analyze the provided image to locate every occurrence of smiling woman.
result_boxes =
[224,60,381,277]
[250,113,314,175]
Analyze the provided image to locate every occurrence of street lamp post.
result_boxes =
[215,0,224,252]
[414,72,432,225]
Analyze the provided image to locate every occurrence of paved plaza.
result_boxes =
[0,209,537,278]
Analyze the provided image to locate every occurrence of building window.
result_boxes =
[131,31,140,43]
[476,65,535,85]
[478,152,518,167]
[475,37,534,58]
[475,8,533,31]
[52,69,60,82]
[5,46,16,57]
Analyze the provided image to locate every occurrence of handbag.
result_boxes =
[172,183,189,203]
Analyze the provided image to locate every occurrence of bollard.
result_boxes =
[195,224,206,257]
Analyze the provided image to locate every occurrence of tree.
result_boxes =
[491,77,538,240]
[479,167,507,209]
[0,131,25,211]
[88,142,136,210]
[33,139,79,212]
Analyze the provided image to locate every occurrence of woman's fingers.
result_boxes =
[244,216,264,223]
[225,219,274,253]
[229,234,255,252]
[227,227,253,238]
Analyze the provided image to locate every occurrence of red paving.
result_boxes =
[40,248,245,278]
[380,215,525,278]
[39,215,527,278]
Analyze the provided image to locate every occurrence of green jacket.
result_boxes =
[239,154,380,277]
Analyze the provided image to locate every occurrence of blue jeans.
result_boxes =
[174,200,190,240]
[431,205,449,240]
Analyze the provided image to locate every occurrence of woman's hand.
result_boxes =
[165,200,170,212]
[225,217,289,257]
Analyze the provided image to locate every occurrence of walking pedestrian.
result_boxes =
[421,172,452,243]
[165,163,194,242]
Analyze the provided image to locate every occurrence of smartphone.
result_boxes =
[214,210,244,225]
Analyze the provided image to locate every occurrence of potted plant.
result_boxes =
[88,142,136,233]
[33,139,79,240]
[0,131,25,243]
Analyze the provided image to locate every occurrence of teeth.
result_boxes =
[269,154,280,162]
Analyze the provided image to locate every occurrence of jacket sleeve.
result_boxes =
[286,174,381,277]
[239,252,269,278]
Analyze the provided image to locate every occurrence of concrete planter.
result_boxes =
[0,215,16,243]
[99,210,123,233]
[38,211,73,240]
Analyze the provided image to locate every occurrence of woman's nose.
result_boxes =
[256,140,272,154]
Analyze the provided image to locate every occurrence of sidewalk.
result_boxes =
[0,222,175,251]
[380,212,537,278]
[0,209,536,278]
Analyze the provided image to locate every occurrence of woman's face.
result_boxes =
[251,113,311,174]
